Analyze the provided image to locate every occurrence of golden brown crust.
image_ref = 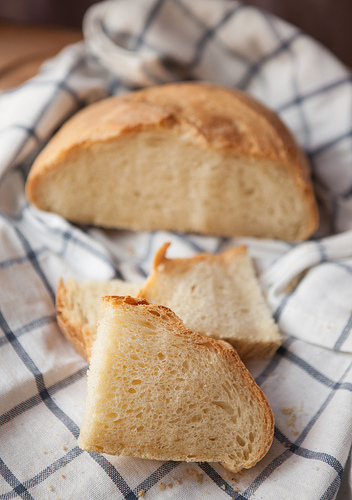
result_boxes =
[26,82,318,241]
[27,81,307,168]
[138,243,248,295]
[56,278,89,361]
[102,295,274,471]
[151,241,247,271]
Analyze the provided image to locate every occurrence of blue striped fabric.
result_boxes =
[0,0,352,498]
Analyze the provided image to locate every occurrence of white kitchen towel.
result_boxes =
[0,1,352,498]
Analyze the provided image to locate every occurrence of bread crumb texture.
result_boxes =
[78,296,274,472]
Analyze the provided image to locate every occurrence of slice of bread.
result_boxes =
[138,243,281,360]
[26,82,318,241]
[77,296,274,472]
[56,277,141,360]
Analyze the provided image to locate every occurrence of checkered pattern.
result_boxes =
[1,0,352,498]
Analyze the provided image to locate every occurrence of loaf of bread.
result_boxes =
[77,296,274,472]
[56,277,140,360]
[26,82,318,241]
[138,243,281,360]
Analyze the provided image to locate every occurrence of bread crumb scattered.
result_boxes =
[42,450,47,454]
[224,473,238,482]
[139,490,145,498]
[158,483,165,491]
[221,484,226,490]
[167,483,173,489]
[62,445,68,451]
[172,477,182,485]
[47,484,54,492]
[281,407,297,427]
[61,474,65,479]
[186,468,204,484]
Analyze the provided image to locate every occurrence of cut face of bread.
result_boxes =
[56,278,141,360]
[138,243,281,360]
[78,296,274,472]
[26,82,318,241]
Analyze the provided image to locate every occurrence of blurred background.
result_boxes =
[0,0,351,90]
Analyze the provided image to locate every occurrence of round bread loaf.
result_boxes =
[26,82,318,241]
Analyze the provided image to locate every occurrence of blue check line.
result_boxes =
[12,223,55,303]
[133,461,181,497]
[0,211,55,303]
[274,427,344,476]
[0,124,40,143]
[320,451,352,500]
[187,3,246,70]
[263,10,311,151]
[319,473,343,500]
[0,366,86,427]
[333,309,352,351]
[27,213,120,277]
[198,462,248,499]
[0,458,34,500]
[0,447,84,500]
[254,337,296,387]
[0,247,47,271]
[0,314,56,349]
[237,31,302,90]
[276,76,352,113]
[132,0,164,52]
[277,345,352,392]
[88,452,139,500]
[308,129,352,157]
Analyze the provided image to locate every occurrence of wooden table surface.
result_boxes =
[0,22,82,90]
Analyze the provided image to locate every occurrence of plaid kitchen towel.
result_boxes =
[1,0,352,498]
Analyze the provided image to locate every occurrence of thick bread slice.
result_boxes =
[77,296,274,472]
[138,243,281,360]
[56,277,140,360]
[26,82,318,241]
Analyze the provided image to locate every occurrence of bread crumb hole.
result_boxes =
[148,310,161,317]
[132,379,141,385]
[236,435,246,447]
[128,388,136,394]
[157,353,165,360]
[106,412,117,419]
[124,296,140,305]
[249,431,254,443]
